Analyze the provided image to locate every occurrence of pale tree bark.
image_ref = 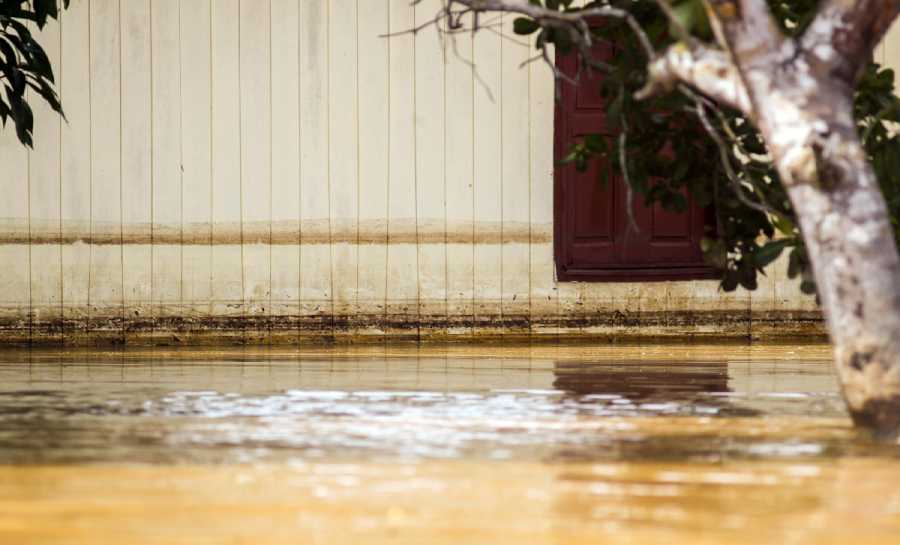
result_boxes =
[701,0,900,438]
[440,0,900,438]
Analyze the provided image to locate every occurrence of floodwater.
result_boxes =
[0,343,899,544]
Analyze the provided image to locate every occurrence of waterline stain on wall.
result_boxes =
[0,239,824,346]
[0,219,549,245]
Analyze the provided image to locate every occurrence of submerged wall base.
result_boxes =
[0,309,826,347]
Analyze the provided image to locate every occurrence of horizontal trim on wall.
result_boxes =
[0,219,553,245]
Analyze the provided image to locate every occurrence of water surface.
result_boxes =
[0,343,898,544]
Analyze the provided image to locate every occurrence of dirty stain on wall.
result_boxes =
[5,0,881,346]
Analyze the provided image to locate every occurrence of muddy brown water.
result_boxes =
[0,343,898,544]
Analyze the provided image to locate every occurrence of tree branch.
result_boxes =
[447,0,656,60]
[637,42,751,115]
[702,0,791,148]
[802,0,900,84]
[705,0,786,69]
[618,125,640,234]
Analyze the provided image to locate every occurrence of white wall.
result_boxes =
[0,0,829,344]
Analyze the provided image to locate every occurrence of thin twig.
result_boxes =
[682,86,776,216]
[618,120,640,234]
[684,87,780,213]
[386,0,659,107]
[380,11,444,38]
[445,18,497,102]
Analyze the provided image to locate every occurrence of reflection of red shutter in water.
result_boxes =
[554,45,716,281]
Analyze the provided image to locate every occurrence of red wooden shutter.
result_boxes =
[554,48,716,281]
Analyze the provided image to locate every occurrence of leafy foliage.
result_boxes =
[0,0,68,147]
[518,0,900,296]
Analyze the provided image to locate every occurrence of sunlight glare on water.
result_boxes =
[0,343,898,544]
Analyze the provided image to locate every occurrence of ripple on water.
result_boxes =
[1,346,900,545]
[0,350,873,465]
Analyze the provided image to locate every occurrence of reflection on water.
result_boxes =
[0,344,898,544]
[0,347,850,464]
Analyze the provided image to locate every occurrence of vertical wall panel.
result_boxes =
[500,21,531,333]
[445,30,475,336]
[29,21,63,341]
[472,19,503,335]
[151,0,183,331]
[529,48,558,336]
[60,0,92,343]
[181,0,213,331]
[270,0,301,338]
[555,278,583,337]
[0,102,30,342]
[89,0,123,340]
[329,0,359,327]
[749,235,778,321]
[299,0,333,334]
[211,0,244,339]
[387,0,419,337]
[883,21,900,73]
[757,251,788,328]
[121,0,153,337]
[239,0,272,340]
[414,0,447,335]
[357,0,390,331]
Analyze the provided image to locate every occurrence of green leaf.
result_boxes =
[800,280,818,296]
[512,18,540,36]
[552,27,573,53]
[739,265,758,290]
[559,149,579,165]
[787,247,803,279]
[0,98,10,125]
[584,133,606,153]
[669,191,688,213]
[34,0,55,28]
[721,270,739,292]
[772,214,795,236]
[753,239,794,269]
[670,0,711,39]
[701,238,728,269]
[24,39,54,82]
[575,154,587,172]
[672,158,690,182]
[597,164,609,188]
[606,91,624,130]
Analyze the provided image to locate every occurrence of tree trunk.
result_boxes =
[760,92,900,439]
